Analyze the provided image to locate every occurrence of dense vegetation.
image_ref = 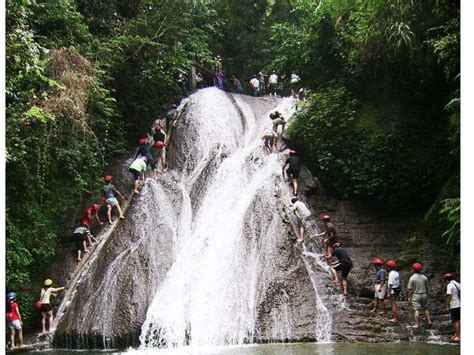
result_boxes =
[6,0,459,321]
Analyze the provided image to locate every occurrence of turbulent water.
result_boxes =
[54,88,333,350]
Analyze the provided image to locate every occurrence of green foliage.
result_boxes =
[439,198,460,250]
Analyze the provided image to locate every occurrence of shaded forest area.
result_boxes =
[6,0,459,322]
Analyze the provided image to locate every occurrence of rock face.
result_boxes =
[51,89,455,350]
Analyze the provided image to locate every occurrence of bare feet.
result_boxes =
[410,325,420,330]
[388,319,398,323]
[120,215,125,219]
[330,279,340,284]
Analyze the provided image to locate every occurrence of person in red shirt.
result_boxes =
[6,292,23,349]
[80,203,103,229]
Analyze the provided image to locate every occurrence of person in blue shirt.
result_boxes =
[370,258,387,316]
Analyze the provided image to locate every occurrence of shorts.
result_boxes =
[298,215,309,229]
[106,197,118,207]
[129,168,141,181]
[333,262,352,279]
[264,136,274,147]
[374,284,387,299]
[286,168,300,180]
[40,303,52,313]
[450,307,460,323]
[72,233,86,251]
[390,287,401,301]
[8,319,22,330]
[324,236,338,247]
[411,293,428,310]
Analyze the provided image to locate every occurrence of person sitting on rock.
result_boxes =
[407,262,432,329]
[290,197,311,242]
[370,259,387,316]
[316,215,338,256]
[261,130,275,154]
[103,175,125,224]
[326,242,352,296]
[282,150,301,196]
[386,260,401,323]
[443,272,460,342]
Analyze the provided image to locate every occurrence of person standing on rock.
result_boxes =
[103,175,125,224]
[151,141,167,175]
[230,75,243,94]
[316,215,337,256]
[386,260,401,323]
[443,272,460,342]
[72,223,94,261]
[327,243,352,296]
[39,279,65,334]
[282,150,301,196]
[268,70,278,97]
[370,259,387,316]
[250,75,260,97]
[6,292,23,349]
[407,262,432,329]
[290,197,311,242]
[166,103,178,132]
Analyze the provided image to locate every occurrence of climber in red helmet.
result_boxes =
[370,258,387,316]
[407,262,432,329]
[80,203,103,229]
[327,242,353,297]
[443,272,460,342]
[316,215,338,256]
[386,260,401,323]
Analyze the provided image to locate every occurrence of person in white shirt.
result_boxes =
[290,197,311,242]
[386,260,401,323]
[268,70,278,97]
[290,73,300,98]
[249,75,260,97]
[443,272,460,342]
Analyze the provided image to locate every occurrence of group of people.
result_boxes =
[248,70,281,97]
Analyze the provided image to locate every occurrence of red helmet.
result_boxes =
[412,262,423,272]
[138,138,147,145]
[371,259,384,266]
[155,141,165,149]
[104,175,113,183]
[320,215,331,221]
[332,242,341,249]
[386,260,397,269]
[289,150,296,155]
[154,125,162,132]
[443,272,454,280]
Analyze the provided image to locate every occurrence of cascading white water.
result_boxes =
[138,88,332,349]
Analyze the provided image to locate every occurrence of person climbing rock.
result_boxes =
[134,137,155,172]
[290,197,311,242]
[327,243,352,296]
[261,130,275,154]
[268,70,278,97]
[166,103,178,132]
[250,75,260,97]
[80,203,103,229]
[6,292,23,349]
[72,223,94,261]
[153,115,166,130]
[151,141,167,175]
[129,156,148,194]
[316,215,338,255]
[270,111,286,134]
[230,75,243,94]
[407,262,432,329]
[39,279,65,334]
[196,72,204,89]
[443,272,460,342]
[177,72,188,96]
[386,260,401,323]
[103,175,125,224]
[153,125,167,146]
[370,259,387,316]
[282,150,301,196]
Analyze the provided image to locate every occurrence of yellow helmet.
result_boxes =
[44,279,53,286]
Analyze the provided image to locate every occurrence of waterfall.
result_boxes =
[54,88,333,350]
